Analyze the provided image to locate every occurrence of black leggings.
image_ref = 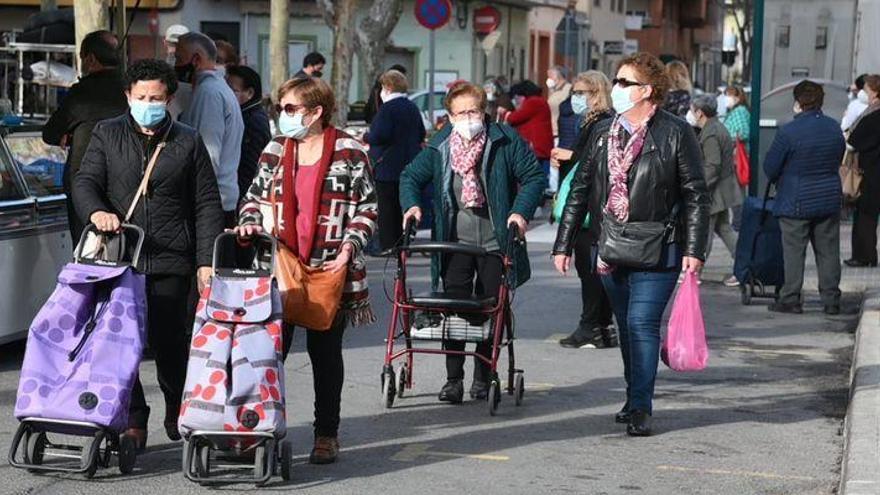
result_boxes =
[573,234,613,328]
[282,316,346,438]
[129,275,193,429]
[442,253,503,382]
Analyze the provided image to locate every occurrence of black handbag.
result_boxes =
[598,204,680,269]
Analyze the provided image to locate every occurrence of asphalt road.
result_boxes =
[0,235,858,495]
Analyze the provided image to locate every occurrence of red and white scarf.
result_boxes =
[449,130,487,208]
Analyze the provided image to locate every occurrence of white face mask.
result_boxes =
[546,78,557,90]
[685,109,698,127]
[858,89,869,104]
[380,90,392,103]
[793,102,802,115]
[724,95,737,109]
[611,85,638,115]
[453,120,484,141]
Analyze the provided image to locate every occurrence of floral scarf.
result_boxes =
[449,129,488,208]
[605,106,656,221]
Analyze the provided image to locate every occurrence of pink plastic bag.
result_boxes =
[661,271,709,371]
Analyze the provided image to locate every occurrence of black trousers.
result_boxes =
[851,203,879,264]
[573,234,613,329]
[376,181,403,251]
[129,274,194,429]
[63,165,84,243]
[282,315,347,438]
[442,252,503,382]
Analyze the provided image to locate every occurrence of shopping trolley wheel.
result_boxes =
[396,365,407,399]
[118,434,137,474]
[514,372,525,406]
[254,443,268,486]
[741,280,753,305]
[279,440,292,481]
[82,430,104,478]
[196,443,211,480]
[488,380,501,416]
[381,368,395,409]
[26,430,47,466]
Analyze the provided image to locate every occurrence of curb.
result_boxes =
[840,290,880,495]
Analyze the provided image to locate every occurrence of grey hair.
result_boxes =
[550,65,570,81]
[691,93,718,118]
[178,32,217,61]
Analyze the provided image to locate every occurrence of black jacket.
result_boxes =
[849,106,880,215]
[553,109,710,262]
[365,96,426,182]
[73,115,225,275]
[42,69,128,180]
[238,100,272,203]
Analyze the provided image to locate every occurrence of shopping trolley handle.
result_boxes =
[213,231,277,277]
[74,223,145,268]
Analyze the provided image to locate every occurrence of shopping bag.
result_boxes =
[735,139,750,187]
[661,271,709,371]
[552,162,590,227]
[840,148,862,203]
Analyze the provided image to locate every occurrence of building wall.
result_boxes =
[761,0,856,95]
[578,0,627,75]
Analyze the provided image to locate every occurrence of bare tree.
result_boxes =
[73,0,109,70]
[716,0,754,82]
[318,0,356,125]
[354,0,404,103]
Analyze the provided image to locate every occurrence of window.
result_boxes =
[0,143,26,202]
[619,0,626,13]
[4,132,66,197]
[816,26,828,49]
[594,0,601,7]
[777,25,790,48]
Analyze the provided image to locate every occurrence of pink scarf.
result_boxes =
[449,130,487,208]
[605,107,656,221]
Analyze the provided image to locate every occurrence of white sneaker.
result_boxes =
[723,275,740,287]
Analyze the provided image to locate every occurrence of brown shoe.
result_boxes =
[308,436,339,465]
[124,428,147,454]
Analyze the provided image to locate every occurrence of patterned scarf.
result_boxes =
[605,106,656,221]
[449,129,488,208]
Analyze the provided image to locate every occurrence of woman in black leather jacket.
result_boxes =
[550,70,617,349]
[552,53,710,437]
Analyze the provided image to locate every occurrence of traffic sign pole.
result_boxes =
[428,28,435,129]
[415,0,451,131]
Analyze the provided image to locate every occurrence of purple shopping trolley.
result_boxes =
[8,224,146,478]
[179,233,291,486]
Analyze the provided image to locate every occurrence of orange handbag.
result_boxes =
[269,141,346,331]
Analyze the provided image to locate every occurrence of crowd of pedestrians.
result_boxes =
[40,22,880,459]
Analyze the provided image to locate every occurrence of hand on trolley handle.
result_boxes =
[90,211,121,233]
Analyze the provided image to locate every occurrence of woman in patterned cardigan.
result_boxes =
[236,77,377,465]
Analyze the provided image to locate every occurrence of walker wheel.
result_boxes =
[82,430,104,478]
[741,280,753,305]
[514,372,525,406]
[279,440,292,481]
[382,369,395,409]
[488,380,501,416]
[396,365,407,399]
[118,434,137,474]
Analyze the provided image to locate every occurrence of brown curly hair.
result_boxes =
[617,52,670,106]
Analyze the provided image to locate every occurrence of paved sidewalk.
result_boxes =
[0,233,858,494]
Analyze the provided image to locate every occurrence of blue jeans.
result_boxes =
[601,267,679,414]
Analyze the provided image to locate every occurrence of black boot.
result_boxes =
[559,321,607,349]
[600,326,619,348]
[438,380,464,404]
[626,410,652,437]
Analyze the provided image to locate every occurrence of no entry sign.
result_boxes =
[415,0,452,30]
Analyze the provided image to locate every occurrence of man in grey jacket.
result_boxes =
[176,32,244,225]
[688,94,742,286]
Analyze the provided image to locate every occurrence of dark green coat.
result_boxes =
[399,123,546,289]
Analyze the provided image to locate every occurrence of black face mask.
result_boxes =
[311,70,323,79]
[175,63,195,84]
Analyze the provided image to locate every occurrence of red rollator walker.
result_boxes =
[381,221,524,416]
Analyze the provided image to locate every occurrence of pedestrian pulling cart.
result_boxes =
[381,222,524,416]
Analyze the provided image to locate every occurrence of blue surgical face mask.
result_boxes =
[571,94,589,115]
[129,100,167,128]
[610,85,636,115]
[278,112,309,140]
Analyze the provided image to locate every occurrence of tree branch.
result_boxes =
[316,0,336,29]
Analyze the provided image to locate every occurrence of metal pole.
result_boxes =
[114,0,127,70]
[748,0,764,197]
[428,28,435,129]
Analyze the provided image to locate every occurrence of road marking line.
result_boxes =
[656,465,817,481]
[544,333,569,343]
[721,346,832,358]
[391,443,509,462]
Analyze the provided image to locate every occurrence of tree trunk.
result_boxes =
[318,0,355,126]
[269,0,289,102]
[355,0,403,104]
[73,0,109,70]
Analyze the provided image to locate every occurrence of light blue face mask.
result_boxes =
[278,112,309,140]
[129,100,167,128]
[571,94,589,116]
[611,85,636,115]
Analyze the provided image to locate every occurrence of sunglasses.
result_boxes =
[612,78,646,88]
[274,103,309,116]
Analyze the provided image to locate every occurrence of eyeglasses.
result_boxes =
[612,78,646,88]
[450,109,483,119]
[571,90,589,96]
[274,103,308,116]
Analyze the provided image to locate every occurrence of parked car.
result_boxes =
[0,124,71,344]
[409,89,447,131]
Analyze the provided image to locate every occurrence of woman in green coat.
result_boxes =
[399,82,546,404]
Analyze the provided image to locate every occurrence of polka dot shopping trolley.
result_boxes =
[8,224,147,478]
[178,232,291,486]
